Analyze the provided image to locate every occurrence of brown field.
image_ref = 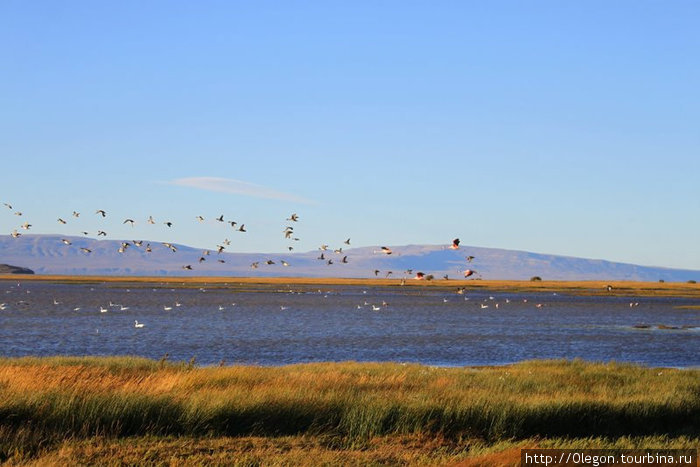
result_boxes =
[2,274,700,297]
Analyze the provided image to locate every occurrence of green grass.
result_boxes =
[0,357,698,464]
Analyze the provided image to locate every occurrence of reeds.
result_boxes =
[1,357,698,463]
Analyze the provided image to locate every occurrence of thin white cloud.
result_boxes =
[168,177,316,204]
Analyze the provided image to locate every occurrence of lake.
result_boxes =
[1,281,698,367]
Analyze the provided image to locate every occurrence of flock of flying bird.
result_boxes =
[4,202,479,279]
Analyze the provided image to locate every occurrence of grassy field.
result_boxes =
[3,274,700,297]
[0,357,698,465]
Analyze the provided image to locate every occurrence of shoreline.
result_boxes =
[2,274,700,297]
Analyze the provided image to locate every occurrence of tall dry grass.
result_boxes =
[1,357,698,463]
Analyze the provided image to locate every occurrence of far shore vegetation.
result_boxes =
[2,274,700,298]
[0,357,698,465]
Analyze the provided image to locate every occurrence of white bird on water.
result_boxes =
[134,320,145,328]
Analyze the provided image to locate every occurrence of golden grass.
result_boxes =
[1,358,698,465]
[2,274,700,297]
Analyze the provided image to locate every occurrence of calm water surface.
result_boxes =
[1,281,698,367]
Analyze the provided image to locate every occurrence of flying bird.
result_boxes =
[287,213,299,222]
[164,221,173,228]
[344,238,351,245]
[376,246,392,255]
[216,215,224,222]
[3,203,12,209]
[466,256,475,263]
[237,224,246,232]
[21,222,31,230]
[72,211,80,217]
[80,248,92,254]
[123,219,135,227]
[10,230,21,238]
[147,216,156,224]
[95,210,106,217]
[57,218,67,224]
[450,238,460,250]
[97,230,107,236]
[196,216,205,222]
[463,269,475,278]
[341,256,348,263]
[61,239,72,245]
[182,265,193,270]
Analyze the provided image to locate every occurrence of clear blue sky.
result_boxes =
[2,1,699,270]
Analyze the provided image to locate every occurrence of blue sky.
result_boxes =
[2,1,699,270]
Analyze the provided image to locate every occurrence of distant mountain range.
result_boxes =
[1,234,698,282]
